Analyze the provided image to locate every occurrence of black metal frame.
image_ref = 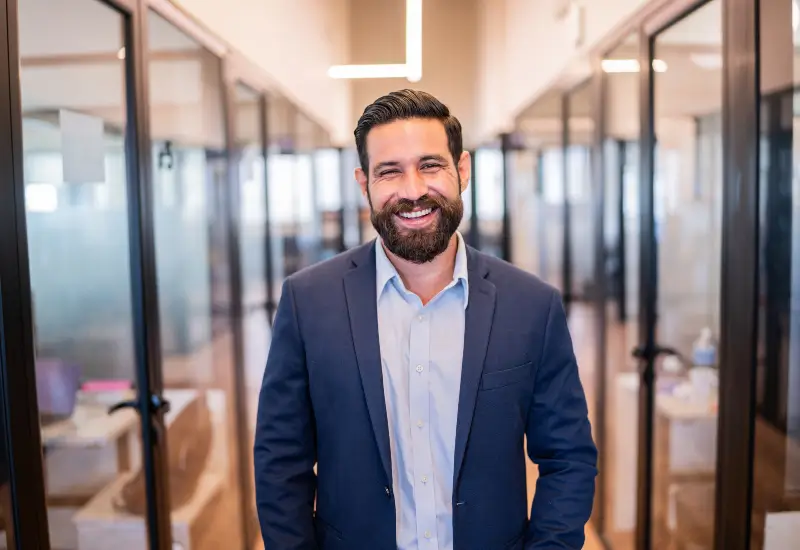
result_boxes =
[468,148,480,249]
[0,0,50,545]
[0,0,333,548]
[500,134,512,262]
[713,0,759,547]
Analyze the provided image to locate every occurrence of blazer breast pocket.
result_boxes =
[480,362,532,391]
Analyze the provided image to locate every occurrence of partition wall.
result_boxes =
[513,0,797,549]
[0,0,348,548]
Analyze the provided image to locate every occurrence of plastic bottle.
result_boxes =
[692,327,717,368]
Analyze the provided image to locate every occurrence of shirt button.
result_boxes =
[424,530,431,539]
[417,420,424,428]
[416,364,424,373]
[418,315,424,321]
[421,475,428,483]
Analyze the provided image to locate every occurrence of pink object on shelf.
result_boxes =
[81,380,133,392]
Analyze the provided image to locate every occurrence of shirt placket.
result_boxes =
[409,309,438,547]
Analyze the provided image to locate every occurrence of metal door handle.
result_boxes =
[108,394,171,416]
[631,344,682,362]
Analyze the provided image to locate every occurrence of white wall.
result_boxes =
[174,0,353,144]
[348,0,480,148]
[474,0,649,141]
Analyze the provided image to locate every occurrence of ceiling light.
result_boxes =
[328,0,423,81]
[601,59,667,73]
[406,0,423,82]
[601,59,639,73]
[652,59,668,72]
[327,64,409,79]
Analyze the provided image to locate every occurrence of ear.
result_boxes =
[457,150,471,194]
[355,167,369,200]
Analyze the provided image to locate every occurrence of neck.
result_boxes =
[383,234,459,305]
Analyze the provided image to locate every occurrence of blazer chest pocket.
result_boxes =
[480,362,532,391]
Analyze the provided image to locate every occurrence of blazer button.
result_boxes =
[384,486,393,498]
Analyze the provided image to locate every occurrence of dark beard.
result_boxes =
[369,190,464,264]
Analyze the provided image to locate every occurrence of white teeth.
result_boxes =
[399,208,433,219]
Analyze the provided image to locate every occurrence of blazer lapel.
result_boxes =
[343,242,392,485]
[453,248,496,488]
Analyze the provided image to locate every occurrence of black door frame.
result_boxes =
[630,0,761,549]
[0,0,51,545]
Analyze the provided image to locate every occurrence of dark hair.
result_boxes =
[354,89,463,174]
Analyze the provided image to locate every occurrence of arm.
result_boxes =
[525,290,598,549]
[254,278,318,549]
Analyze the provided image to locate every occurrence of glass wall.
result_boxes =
[566,83,595,303]
[600,32,641,550]
[650,2,723,548]
[147,9,244,548]
[233,82,267,545]
[18,0,145,547]
[475,147,505,258]
[752,1,800,547]
[506,147,538,274]
[315,147,345,260]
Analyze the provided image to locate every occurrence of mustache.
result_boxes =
[385,195,445,215]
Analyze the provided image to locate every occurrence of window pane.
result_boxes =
[19,0,143,545]
[651,2,723,548]
[148,10,245,548]
[601,32,641,550]
[753,1,800,547]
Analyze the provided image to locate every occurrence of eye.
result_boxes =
[378,169,400,177]
[421,163,442,170]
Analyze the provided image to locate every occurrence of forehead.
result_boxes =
[366,118,449,164]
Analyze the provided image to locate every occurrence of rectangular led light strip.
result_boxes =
[328,0,423,81]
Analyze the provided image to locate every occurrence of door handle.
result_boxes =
[108,394,171,416]
[631,343,682,363]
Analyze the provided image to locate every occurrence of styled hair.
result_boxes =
[354,89,463,174]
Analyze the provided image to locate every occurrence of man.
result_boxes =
[255,89,597,550]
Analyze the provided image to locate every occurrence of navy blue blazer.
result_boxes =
[254,241,597,550]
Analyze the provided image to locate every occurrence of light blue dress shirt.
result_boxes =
[375,232,469,550]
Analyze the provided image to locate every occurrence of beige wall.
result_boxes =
[174,0,353,144]
[348,0,480,148]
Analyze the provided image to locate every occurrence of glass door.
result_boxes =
[15,0,173,547]
[146,8,246,548]
[232,81,269,546]
[600,32,641,550]
[636,1,723,548]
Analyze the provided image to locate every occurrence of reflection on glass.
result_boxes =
[507,149,538,273]
[600,33,641,550]
[651,2,722,548]
[19,0,142,546]
[315,148,344,259]
[538,147,565,290]
[234,82,267,546]
[752,1,800,547]
[148,10,244,548]
[475,147,505,258]
[566,84,595,302]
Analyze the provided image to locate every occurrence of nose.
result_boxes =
[397,170,428,201]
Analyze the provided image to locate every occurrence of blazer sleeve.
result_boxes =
[254,278,318,549]
[525,289,598,549]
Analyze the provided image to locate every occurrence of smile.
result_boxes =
[399,208,434,219]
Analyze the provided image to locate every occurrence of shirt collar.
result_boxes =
[375,231,470,309]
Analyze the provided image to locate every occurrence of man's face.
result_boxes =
[355,118,471,264]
